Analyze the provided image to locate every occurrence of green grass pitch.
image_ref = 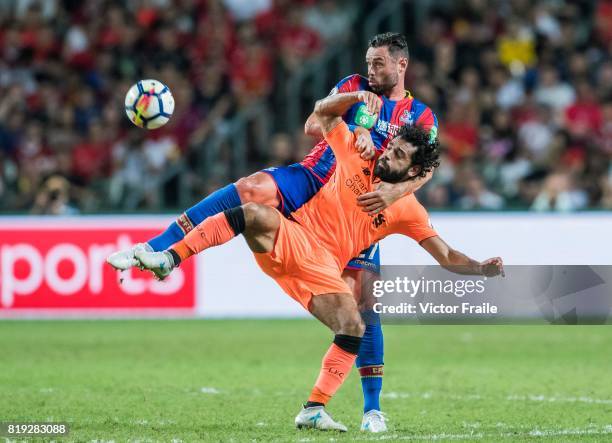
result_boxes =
[1,320,611,442]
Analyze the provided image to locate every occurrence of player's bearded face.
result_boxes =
[369,68,399,95]
[366,47,401,95]
[374,157,409,183]
[373,140,414,183]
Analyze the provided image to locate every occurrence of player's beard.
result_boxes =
[369,71,399,95]
[374,158,409,184]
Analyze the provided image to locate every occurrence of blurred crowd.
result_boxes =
[0,0,355,213]
[0,0,610,214]
[410,0,612,211]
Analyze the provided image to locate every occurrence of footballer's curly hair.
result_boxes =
[397,125,441,179]
[368,32,409,60]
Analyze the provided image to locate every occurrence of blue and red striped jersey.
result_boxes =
[300,74,439,184]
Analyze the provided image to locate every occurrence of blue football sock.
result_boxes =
[356,313,384,413]
[148,221,184,252]
[147,184,242,251]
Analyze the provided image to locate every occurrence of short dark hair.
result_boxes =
[396,125,440,179]
[368,32,409,59]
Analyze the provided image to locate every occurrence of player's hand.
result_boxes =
[354,126,375,160]
[357,171,434,215]
[479,257,505,277]
[402,170,434,195]
[356,91,382,115]
[357,182,404,215]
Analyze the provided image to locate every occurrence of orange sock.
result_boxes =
[170,212,237,261]
[308,343,358,405]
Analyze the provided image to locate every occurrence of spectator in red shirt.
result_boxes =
[98,6,125,49]
[230,24,273,106]
[71,121,111,185]
[255,0,291,42]
[564,80,603,138]
[277,7,322,72]
[192,0,236,65]
[595,0,612,45]
[601,100,612,155]
[441,100,480,163]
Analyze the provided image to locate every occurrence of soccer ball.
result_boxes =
[124,79,174,129]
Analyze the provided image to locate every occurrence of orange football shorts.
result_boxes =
[253,209,352,310]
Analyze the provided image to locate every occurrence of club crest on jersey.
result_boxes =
[399,110,414,125]
[372,213,386,228]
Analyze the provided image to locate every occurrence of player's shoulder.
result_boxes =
[396,93,434,115]
[392,192,430,220]
[412,97,437,123]
[333,74,370,94]
[396,93,438,132]
[325,120,355,145]
[410,95,435,113]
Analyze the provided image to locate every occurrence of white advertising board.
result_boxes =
[1,213,610,318]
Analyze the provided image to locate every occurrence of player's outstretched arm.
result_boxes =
[420,236,505,277]
[314,91,381,135]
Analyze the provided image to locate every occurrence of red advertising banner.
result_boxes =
[0,220,196,314]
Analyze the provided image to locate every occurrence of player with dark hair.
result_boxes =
[374,125,440,182]
[365,32,411,93]
[134,90,504,432]
[108,32,437,432]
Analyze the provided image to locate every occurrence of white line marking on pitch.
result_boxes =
[355,425,612,441]
[382,391,612,405]
[507,394,612,404]
[200,387,220,394]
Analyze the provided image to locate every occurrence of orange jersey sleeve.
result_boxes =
[386,194,438,243]
[323,120,357,165]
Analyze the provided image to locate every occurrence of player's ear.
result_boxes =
[397,56,408,75]
[406,165,421,179]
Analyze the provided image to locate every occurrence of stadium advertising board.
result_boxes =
[1,213,610,318]
[0,218,195,316]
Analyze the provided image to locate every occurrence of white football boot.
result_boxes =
[294,406,347,432]
[360,410,388,433]
[106,243,152,271]
[134,248,176,281]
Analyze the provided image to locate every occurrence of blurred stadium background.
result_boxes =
[1,1,612,440]
[0,0,610,213]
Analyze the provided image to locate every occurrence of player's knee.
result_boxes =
[242,202,262,225]
[339,313,365,337]
[242,202,275,232]
[356,318,366,336]
[351,318,366,338]
[235,176,259,203]
[236,173,275,205]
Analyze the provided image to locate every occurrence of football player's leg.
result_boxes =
[148,172,279,251]
[136,202,280,279]
[295,293,364,432]
[107,172,278,270]
[343,244,387,432]
[148,164,316,253]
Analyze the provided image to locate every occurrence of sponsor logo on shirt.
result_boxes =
[374,119,402,137]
